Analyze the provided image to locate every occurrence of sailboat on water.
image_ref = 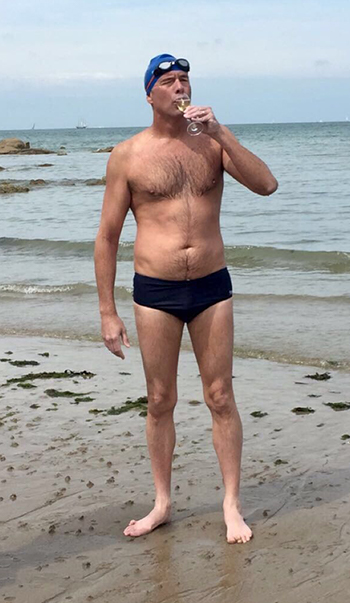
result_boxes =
[76,119,87,129]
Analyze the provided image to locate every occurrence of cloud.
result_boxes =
[314,60,330,68]
[0,0,349,82]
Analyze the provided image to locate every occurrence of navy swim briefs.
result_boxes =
[132,266,233,323]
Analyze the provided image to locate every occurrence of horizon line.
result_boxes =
[1,119,350,132]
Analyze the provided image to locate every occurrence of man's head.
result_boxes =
[144,54,190,95]
[144,54,191,116]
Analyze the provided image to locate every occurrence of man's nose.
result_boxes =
[174,78,185,93]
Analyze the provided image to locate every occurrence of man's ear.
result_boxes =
[146,93,153,106]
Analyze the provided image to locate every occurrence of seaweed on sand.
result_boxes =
[291,407,315,414]
[89,396,148,417]
[250,411,268,418]
[44,389,92,398]
[9,360,40,367]
[324,402,350,411]
[3,369,95,386]
[106,396,148,416]
[305,372,331,381]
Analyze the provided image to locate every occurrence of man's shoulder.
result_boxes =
[108,129,150,164]
[106,130,151,179]
[113,129,151,154]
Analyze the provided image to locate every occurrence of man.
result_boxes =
[94,53,278,544]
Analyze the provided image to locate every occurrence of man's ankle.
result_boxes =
[155,496,172,509]
[223,496,241,509]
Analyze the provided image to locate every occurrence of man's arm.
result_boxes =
[94,143,131,357]
[183,105,278,196]
[215,125,278,196]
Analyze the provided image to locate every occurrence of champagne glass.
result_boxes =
[176,94,204,136]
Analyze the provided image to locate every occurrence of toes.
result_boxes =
[129,519,136,526]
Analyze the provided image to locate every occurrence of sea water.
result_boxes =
[1,122,349,369]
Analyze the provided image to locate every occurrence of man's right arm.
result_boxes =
[94,143,131,358]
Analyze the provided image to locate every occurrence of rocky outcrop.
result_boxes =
[29,179,47,186]
[93,147,113,153]
[86,177,106,186]
[0,182,30,194]
[0,138,28,153]
[0,138,54,155]
[0,166,5,171]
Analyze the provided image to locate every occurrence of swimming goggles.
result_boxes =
[146,58,190,93]
[153,58,190,77]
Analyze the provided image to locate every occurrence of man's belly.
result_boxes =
[133,232,226,280]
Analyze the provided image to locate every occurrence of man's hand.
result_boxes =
[183,105,221,137]
[101,314,131,359]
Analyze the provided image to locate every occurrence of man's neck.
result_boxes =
[150,113,187,139]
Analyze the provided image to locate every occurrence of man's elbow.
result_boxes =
[94,230,120,259]
[260,178,278,196]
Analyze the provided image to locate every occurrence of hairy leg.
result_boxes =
[188,297,252,544]
[123,303,184,538]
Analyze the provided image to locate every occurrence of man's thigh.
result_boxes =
[187,298,234,388]
[133,302,185,393]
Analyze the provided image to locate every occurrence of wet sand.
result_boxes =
[1,335,350,603]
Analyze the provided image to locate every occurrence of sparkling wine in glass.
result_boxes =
[176,95,203,136]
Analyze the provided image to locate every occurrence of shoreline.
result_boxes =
[1,318,349,373]
[1,335,350,602]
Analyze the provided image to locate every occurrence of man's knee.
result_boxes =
[204,379,235,416]
[147,385,177,419]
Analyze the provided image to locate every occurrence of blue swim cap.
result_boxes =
[144,54,185,95]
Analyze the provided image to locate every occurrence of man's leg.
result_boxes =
[123,302,184,537]
[187,297,252,544]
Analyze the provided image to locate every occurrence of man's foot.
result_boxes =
[123,503,171,537]
[223,499,253,544]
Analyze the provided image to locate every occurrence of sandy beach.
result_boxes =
[0,334,350,602]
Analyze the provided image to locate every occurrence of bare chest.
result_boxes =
[129,144,222,200]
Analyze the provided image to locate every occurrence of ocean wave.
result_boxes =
[0,283,96,295]
[0,237,95,256]
[0,283,348,305]
[0,283,133,300]
[0,238,133,260]
[1,238,350,273]
[0,177,105,187]
[224,245,350,273]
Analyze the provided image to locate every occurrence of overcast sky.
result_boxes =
[1,0,349,129]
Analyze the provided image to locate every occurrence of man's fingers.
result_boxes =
[184,106,210,118]
[104,337,125,359]
[102,320,130,359]
[122,331,131,348]
[110,343,125,359]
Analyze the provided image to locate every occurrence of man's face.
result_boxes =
[147,70,191,115]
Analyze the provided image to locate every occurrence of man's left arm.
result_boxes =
[183,106,279,196]
[213,125,278,196]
